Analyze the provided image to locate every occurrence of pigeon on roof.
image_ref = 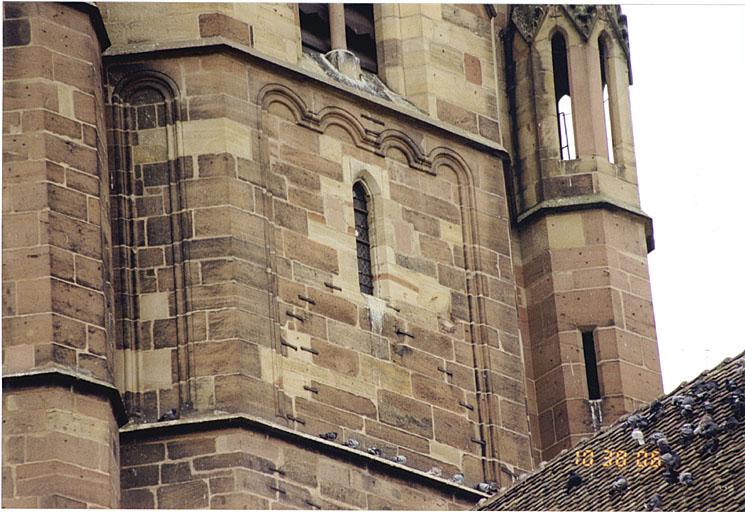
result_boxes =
[700,437,719,456]
[646,399,664,423]
[724,415,741,431]
[680,423,695,444]
[661,451,680,471]
[644,493,662,511]
[625,413,648,430]
[631,428,645,445]
[694,414,719,438]
[608,476,628,497]
[678,471,694,486]
[476,351,745,512]
[565,470,583,494]
[652,433,671,453]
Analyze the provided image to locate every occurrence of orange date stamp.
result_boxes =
[574,449,662,469]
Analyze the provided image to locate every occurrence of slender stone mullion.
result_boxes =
[329,3,347,50]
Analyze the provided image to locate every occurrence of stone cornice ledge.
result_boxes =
[102,36,509,160]
[66,2,111,50]
[3,367,128,426]
[120,412,490,501]
[516,194,655,252]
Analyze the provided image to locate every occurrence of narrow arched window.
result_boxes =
[599,37,615,163]
[353,182,373,295]
[552,32,575,160]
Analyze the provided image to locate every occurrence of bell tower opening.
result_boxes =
[599,36,616,163]
[581,330,602,400]
[552,32,575,160]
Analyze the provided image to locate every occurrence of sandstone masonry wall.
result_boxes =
[2,2,121,506]
[1,3,661,508]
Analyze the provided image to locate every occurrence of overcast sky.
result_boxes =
[622,5,745,391]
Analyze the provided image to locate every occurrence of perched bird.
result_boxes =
[695,414,719,438]
[679,471,694,486]
[693,380,718,399]
[566,470,583,494]
[449,473,465,485]
[367,446,382,456]
[647,400,664,423]
[680,423,695,444]
[609,476,628,497]
[731,394,745,420]
[662,469,679,484]
[725,378,739,392]
[673,395,696,419]
[631,428,645,445]
[681,404,694,420]
[656,436,672,454]
[701,437,720,456]
[427,467,443,477]
[625,414,648,430]
[644,493,663,511]
[158,408,178,421]
[672,395,695,408]
[343,438,360,449]
[319,432,338,441]
[724,415,741,431]
[475,481,499,493]
[661,451,681,471]
[703,400,715,413]
[648,432,665,444]
[390,455,407,465]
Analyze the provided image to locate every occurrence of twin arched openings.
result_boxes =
[550,30,620,163]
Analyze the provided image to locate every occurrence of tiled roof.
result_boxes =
[478,352,745,511]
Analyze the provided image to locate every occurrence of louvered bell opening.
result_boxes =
[345,3,378,73]
[299,3,331,53]
[353,183,373,295]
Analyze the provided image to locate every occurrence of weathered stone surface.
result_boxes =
[378,390,433,438]
[1,3,660,506]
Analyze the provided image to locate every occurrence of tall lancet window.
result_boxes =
[599,37,615,163]
[353,182,373,295]
[552,32,575,160]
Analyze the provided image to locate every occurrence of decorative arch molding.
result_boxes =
[258,82,313,125]
[429,145,503,481]
[376,129,432,173]
[258,83,434,174]
[111,69,181,107]
[316,106,374,147]
[108,69,194,420]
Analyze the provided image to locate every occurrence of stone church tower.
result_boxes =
[2,3,662,508]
